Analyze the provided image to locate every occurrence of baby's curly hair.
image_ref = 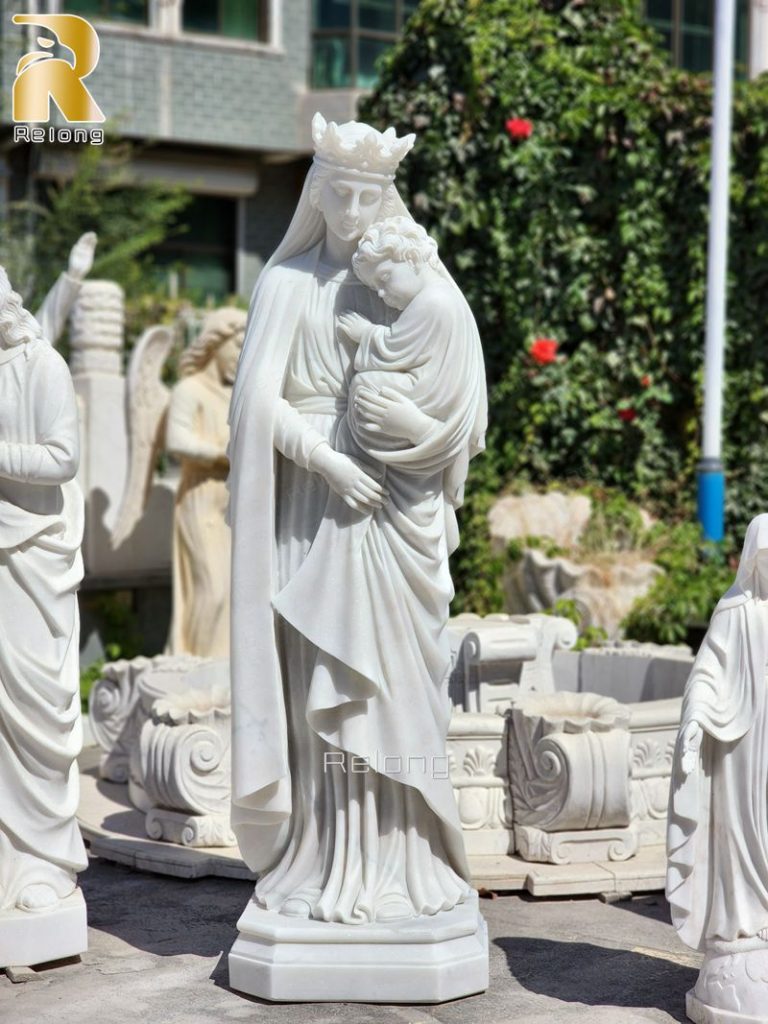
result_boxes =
[352,216,439,289]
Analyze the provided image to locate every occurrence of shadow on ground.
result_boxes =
[610,892,674,925]
[82,857,252,958]
[497,936,696,1023]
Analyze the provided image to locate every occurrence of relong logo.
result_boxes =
[12,14,105,124]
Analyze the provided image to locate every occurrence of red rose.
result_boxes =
[640,374,651,388]
[530,338,558,364]
[505,117,533,141]
[618,408,637,423]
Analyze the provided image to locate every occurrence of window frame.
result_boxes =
[181,0,271,46]
[60,0,150,26]
[152,192,237,302]
[644,0,750,74]
[312,0,414,88]
[51,0,283,56]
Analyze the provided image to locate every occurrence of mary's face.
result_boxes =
[318,175,384,243]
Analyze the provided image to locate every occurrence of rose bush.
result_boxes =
[362,0,768,626]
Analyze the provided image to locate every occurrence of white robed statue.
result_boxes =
[0,268,87,917]
[668,513,768,1022]
[227,114,488,1003]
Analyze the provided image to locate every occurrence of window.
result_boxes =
[63,0,148,24]
[151,196,236,303]
[644,0,749,74]
[183,0,270,43]
[312,0,419,89]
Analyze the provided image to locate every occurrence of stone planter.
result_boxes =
[90,655,205,785]
[447,713,512,856]
[508,691,637,864]
[81,627,692,894]
[140,660,235,848]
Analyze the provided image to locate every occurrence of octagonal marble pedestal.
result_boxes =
[687,939,768,1023]
[0,890,87,969]
[228,891,489,1004]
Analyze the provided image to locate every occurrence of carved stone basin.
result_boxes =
[83,619,692,889]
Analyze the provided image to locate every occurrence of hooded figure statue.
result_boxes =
[227,114,487,925]
[668,513,768,950]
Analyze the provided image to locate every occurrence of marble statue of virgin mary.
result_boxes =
[228,114,487,925]
[668,513,768,950]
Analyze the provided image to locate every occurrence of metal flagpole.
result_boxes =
[697,0,736,543]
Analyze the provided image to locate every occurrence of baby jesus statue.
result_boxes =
[339,215,449,458]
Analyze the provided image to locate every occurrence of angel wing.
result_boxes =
[111,325,175,549]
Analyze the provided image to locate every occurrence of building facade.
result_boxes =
[1,0,385,300]
[1,0,768,302]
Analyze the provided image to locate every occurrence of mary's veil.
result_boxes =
[734,514,768,599]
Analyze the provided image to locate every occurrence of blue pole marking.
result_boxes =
[697,458,725,543]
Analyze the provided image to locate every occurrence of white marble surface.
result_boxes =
[509,692,633,850]
[686,940,768,1023]
[0,891,87,970]
[668,515,768,1024]
[0,267,88,961]
[229,891,489,1004]
[80,645,681,891]
[227,111,489,1000]
[78,740,669,895]
[35,231,96,347]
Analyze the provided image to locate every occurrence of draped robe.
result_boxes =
[667,594,768,950]
[0,338,86,910]
[166,371,231,659]
[229,245,486,921]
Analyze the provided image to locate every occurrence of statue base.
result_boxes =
[687,938,768,1023]
[228,891,488,1003]
[0,889,87,969]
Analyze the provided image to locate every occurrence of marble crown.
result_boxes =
[311,112,415,181]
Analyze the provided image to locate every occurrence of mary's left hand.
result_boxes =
[355,386,437,445]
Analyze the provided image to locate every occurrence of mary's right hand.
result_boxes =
[680,720,703,777]
[310,443,388,513]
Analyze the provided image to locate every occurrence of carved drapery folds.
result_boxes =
[86,630,683,868]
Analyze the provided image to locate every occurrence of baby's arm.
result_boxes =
[337,311,386,347]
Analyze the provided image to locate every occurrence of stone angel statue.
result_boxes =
[112,307,246,659]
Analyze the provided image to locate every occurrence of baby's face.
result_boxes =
[368,258,425,311]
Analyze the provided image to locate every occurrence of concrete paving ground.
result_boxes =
[0,856,701,1024]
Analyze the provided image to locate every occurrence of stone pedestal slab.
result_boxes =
[0,890,87,969]
[228,892,488,1003]
[514,823,638,865]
